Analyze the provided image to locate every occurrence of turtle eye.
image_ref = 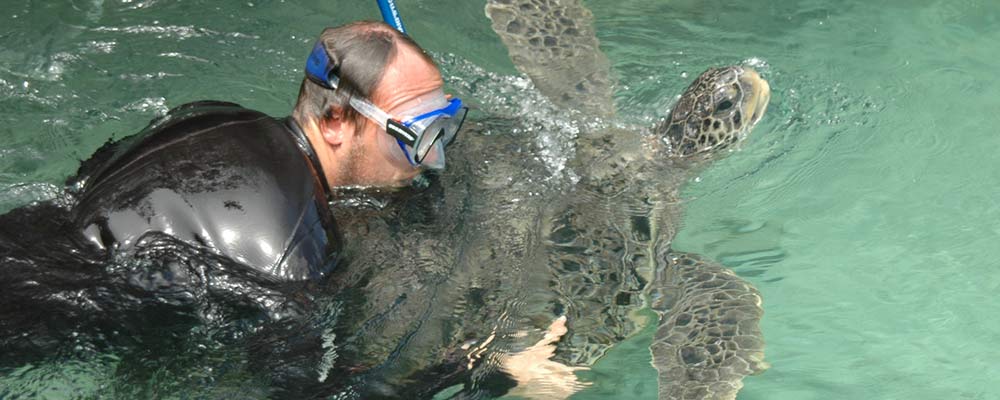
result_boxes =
[717,100,733,111]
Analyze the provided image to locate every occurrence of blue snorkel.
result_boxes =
[376,0,407,34]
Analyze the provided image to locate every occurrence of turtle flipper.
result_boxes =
[485,0,615,117]
[648,251,767,400]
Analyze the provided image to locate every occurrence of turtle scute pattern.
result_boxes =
[485,0,615,116]
[527,65,770,397]
[543,196,655,366]
[649,252,768,400]
[655,67,759,156]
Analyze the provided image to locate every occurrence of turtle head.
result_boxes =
[654,66,770,157]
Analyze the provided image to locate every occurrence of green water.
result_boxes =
[2,0,999,399]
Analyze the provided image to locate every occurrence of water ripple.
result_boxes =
[92,25,217,40]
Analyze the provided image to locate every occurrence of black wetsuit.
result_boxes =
[68,100,340,280]
[0,100,342,372]
[0,101,485,397]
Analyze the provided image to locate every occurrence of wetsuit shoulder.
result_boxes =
[71,101,340,281]
[68,101,263,191]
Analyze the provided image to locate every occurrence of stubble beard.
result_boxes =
[341,139,367,187]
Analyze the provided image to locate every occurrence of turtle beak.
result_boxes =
[739,68,771,128]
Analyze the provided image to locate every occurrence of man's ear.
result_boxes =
[320,106,354,146]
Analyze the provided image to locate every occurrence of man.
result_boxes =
[0,20,569,398]
[56,21,467,281]
[0,21,466,371]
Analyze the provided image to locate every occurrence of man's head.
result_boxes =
[293,22,449,188]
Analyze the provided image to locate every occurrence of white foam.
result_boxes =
[121,96,168,116]
[436,53,612,184]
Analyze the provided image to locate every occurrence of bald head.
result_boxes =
[292,21,436,128]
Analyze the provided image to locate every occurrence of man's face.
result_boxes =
[344,46,445,188]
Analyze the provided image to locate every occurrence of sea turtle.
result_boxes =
[482,0,772,398]
[304,3,770,399]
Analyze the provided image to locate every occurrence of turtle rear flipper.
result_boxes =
[649,251,768,400]
[486,0,615,117]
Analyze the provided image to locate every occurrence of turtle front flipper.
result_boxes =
[648,251,768,400]
[485,0,615,117]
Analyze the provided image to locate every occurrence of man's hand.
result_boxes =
[502,316,591,400]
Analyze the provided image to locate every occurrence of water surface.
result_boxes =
[2,0,999,399]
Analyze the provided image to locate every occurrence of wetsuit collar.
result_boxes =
[284,117,332,197]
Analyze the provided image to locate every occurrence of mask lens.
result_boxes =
[413,119,447,163]
[412,106,468,163]
[439,107,467,147]
[419,139,447,170]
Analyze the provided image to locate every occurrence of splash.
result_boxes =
[435,53,599,183]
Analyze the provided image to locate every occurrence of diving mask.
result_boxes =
[305,42,467,170]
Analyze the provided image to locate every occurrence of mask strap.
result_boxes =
[386,119,418,147]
